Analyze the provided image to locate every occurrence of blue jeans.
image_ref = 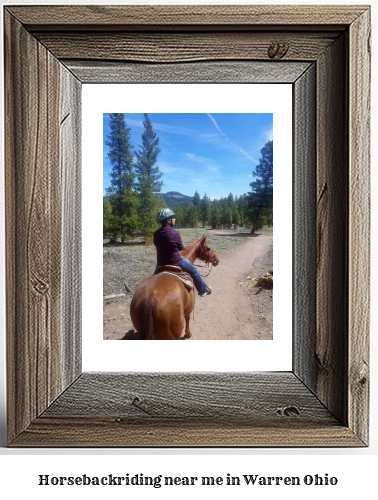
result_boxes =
[180,258,208,295]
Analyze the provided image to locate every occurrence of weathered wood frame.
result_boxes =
[4,5,370,447]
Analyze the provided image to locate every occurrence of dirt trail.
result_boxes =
[104,232,273,340]
[188,233,273,340]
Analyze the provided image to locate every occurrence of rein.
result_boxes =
[195,240,217,277]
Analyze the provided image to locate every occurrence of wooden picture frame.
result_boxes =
[4,5,370,447]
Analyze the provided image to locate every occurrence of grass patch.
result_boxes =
[104,226,273,296]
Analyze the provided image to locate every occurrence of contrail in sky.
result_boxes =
[207,113,257,164]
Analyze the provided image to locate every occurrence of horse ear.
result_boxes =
[201,235,207,243]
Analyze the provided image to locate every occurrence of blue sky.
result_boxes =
[103,113,273,200]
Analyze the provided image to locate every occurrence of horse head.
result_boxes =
[198,235,219,266]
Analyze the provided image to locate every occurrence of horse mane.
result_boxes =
[181,236,206,260]
[181,239,196,258]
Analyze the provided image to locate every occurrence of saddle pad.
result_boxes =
[159,271,194,290]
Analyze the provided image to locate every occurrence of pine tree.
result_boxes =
[134,114,163,240]
[191,191,201,228]
[220,199,232,229]
[193,191,201,206]
[103,197,116,238]
[188,203,199,228]
[226,193,240,228]
[105,113,138,242]
[179,204,189,228]
[200,193,211,227]
[246,140,273,234]
[210,202,222,229]
[172,205,183,228]
[231,201,241,228]
[237,194,248,227]
[178,203,196,228]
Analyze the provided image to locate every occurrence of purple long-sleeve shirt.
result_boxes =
[153,224,184,266]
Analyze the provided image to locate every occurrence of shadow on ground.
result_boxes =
[209,231,263,238]
[120,329,188,340]
[104,241,146,247]
[121,329,140,340]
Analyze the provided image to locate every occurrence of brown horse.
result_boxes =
[130,235,219,340]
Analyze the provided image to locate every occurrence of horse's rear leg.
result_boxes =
[184,315,192,339]
[155,318,184,340]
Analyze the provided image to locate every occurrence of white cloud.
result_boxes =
[180,152,221,174]
[154,123,196,135]
[207,114,258,164]
[240,148,258,163]
[124,118,200,138]
[158,163,184,174]
[207,113,223,136]
[123,118,144,128]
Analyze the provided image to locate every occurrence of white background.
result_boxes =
[82,83,292,371]
[0,0,377,498]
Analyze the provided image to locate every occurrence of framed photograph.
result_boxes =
[4,5,370,447]
[99,107,277,345]
[87,87,290,370]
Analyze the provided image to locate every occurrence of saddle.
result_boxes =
[156,265,194,290]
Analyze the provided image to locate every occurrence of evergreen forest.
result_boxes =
[103,113,273,243]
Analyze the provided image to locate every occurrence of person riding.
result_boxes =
[153,208,212,297]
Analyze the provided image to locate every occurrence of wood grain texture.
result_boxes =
[11,373,363,447]
[5,12,62,442]
[293,64,317,390]
[4,11,81,444]
[60,68,82,388]
[348,9,371,445]
[316,34,348,426]
[65,60,311,84]
[11,419,363,448]
[4,5,370,447]
[41,373,334,422]
[34,32,339,63]
[7,5,368,29]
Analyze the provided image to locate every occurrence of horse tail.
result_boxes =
[140,297,156,340]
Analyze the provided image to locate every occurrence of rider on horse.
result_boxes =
[154,208,212,297]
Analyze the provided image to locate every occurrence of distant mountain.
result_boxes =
[104,190,194,207]
[160,191,193,207]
